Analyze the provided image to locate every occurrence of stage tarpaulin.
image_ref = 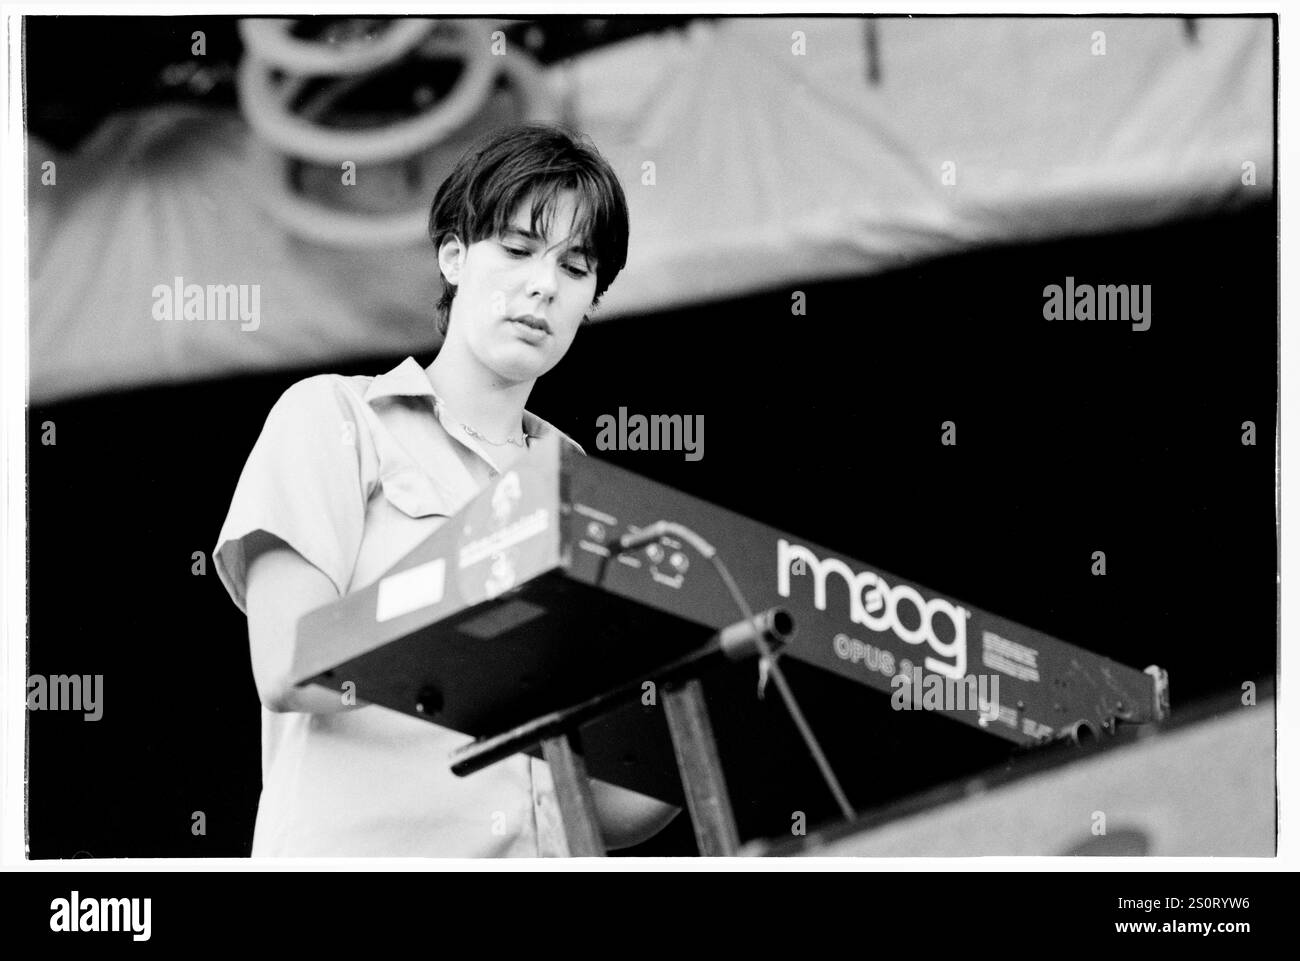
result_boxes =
[28,17,1273,402]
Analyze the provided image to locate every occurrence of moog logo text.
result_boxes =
[777,539,968,680]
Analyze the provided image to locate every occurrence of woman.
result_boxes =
[214,123,679,856]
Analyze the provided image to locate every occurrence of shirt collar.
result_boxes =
[363,356,586,455]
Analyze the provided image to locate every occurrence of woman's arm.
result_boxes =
[245,532,680,845]
[244,530,365,714]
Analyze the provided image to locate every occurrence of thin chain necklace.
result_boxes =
[430,392,532,448]
[460,422,532,448]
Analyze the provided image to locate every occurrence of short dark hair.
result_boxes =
[427,123,630,336]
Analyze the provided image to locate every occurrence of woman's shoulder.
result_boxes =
[269,370,377,420]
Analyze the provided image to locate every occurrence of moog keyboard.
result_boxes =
[294,433,1169,809]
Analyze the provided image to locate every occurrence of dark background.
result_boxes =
[25,16,1277,858]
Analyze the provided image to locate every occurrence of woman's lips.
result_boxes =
[508,314,550,332]
[507,317,549,343]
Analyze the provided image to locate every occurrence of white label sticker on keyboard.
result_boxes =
[375,558,446,623]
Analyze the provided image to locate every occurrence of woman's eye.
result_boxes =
[501,241,588,277]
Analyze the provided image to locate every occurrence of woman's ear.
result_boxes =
[437,235,465,286]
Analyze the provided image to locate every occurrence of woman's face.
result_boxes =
[439,190,598,385]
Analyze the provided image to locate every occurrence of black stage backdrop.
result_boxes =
[26,200,1277,857]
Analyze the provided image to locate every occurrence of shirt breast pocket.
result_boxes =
[375,466,453,520]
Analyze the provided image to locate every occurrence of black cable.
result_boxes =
[612,521,856,823]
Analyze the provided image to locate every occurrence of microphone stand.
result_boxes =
[449,608,796,856]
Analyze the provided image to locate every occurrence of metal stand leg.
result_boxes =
[452,612,794,857]
[662,679,741,856]
[540,733,606,857]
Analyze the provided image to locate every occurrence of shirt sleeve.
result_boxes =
[213,376,368,616]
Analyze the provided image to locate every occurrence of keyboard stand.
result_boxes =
[449,609,791,856]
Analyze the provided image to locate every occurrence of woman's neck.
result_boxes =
[424,347,534,444]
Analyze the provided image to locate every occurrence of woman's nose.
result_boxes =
[526,257,559,300]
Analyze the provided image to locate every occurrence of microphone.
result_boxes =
[717,608,796,660]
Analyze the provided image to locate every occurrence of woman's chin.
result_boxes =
[485,349,551,384]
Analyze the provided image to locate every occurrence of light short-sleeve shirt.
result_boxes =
[214,356,584,857]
